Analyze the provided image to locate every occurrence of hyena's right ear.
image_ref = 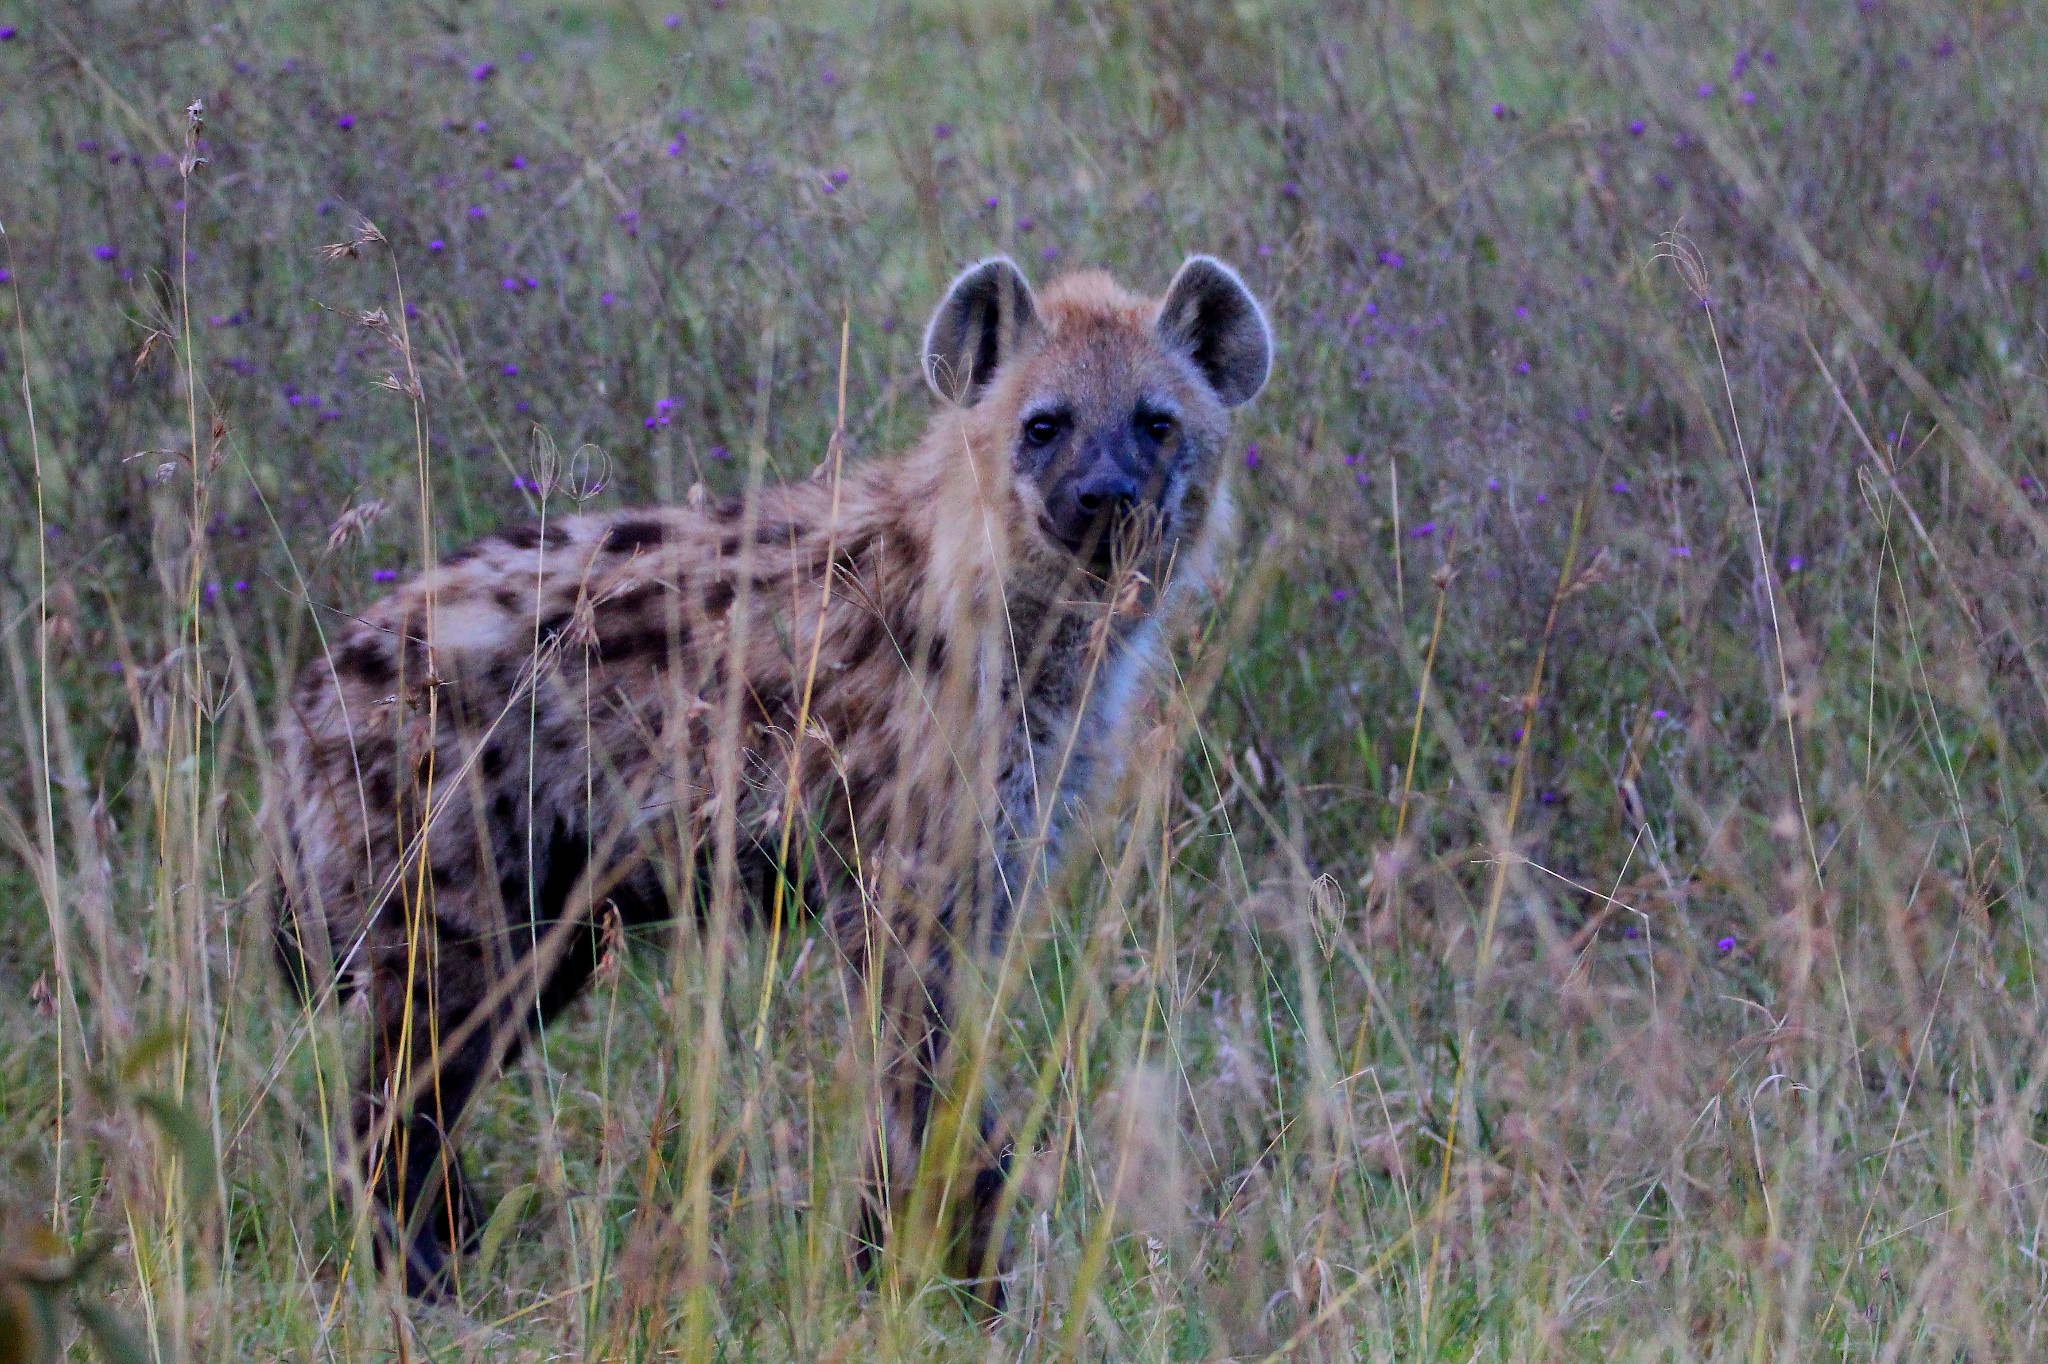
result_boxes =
[922,256,1040,406]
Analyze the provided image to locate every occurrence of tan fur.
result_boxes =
[268,258,1269,1302]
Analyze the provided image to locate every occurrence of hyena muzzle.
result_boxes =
[267,253,1270,1306]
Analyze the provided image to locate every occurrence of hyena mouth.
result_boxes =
[1045,505,1166,574]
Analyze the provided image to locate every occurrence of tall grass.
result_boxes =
[4,0,2048,1358]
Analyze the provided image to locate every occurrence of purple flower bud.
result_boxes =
[601,291,617,305]
[470,61,496,82]
[1717,936,1736,953]
[429,239,445,251]
[1487,477,1500,491]
[934,122,952,139]
[1611,478,1630,494]
[1490,102,1506,118]
[372,568,398,582]
[1244,442,1260,470]
[1787,556,1804,573]
[665,12,682,27]
[1670,545,1691,557]
[666,138,686,157]
[93,244,117,261]
[335,113,355,129]
[1410,521,1435,538]
[1329,588,1348,603]
[985,195,999,209]
[0,26,16,40]
[1695,82,1715,99]
[1628,119,1646,136]
[710,444,730,460]
[1040,245,1059,262]
[1652,708,1668,720]
[502,363,518,375]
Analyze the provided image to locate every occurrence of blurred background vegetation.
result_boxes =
[2,0,2046,1358]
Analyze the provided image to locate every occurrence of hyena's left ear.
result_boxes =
[923,256,1041,406]
[1157,256,1272,409]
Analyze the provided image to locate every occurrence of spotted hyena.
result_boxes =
[269,254,1271,1303]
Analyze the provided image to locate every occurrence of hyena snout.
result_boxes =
[1049,456,1158,565]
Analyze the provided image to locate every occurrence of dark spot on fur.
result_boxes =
[718,536,741,557]
[498,523,569,551]
[702,580,735,616]
[339,635,394,688]
[492,586,521,613]
[711,498,744,524]
[603,519,666,554]
[481,742,507,779]
[443,543,482,567]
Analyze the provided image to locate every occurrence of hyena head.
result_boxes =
[922,254,1271,581]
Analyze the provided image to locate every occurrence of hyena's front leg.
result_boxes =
[856,918,1014,1314]
[356,909,500,1299]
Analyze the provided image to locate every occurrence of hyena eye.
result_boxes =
[1023,415,1063,447]
[1143,414,1176,442]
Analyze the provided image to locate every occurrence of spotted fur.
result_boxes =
[268,255,1272,1303]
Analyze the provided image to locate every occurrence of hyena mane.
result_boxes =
[268,253,1271,1305]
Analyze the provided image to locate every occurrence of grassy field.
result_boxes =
[4,0,2048,1358]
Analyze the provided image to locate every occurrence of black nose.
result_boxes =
[1073,469,1139,520]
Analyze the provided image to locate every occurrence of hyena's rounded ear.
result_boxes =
[922,256,1040,406]
[1157,255,1272,409]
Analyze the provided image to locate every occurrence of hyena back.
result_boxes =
[269,254,1271,1303]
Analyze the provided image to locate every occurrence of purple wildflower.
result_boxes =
[1652,708,1668,720]
[1487,477,1500,491]
[1611,478,1630,494]
[1629,119,1646,136]
[1696,82,1715,98]
[372,568,398,582]
[1410,521,1435,538]
[934,122,952,139]
[501,277,519,291]
[1787,555,1804,573]
[429,239,445,251]
[666,138,686,157]
[502,363,518,376]
[93,244,117,261]
[601,291,617,305]
[1489,101,1506,118]
[0,26,16,40]
[1670,545,1691,557]
[469,205,487,219]
[336,113,355,130]
[985,195,999,209]
[665,12,682,27]
[1739,90,1757,105]
[1717,936,1736,954]
[1040,245,1059,262]
[1244,442,1260,470]
[1329,588,1349,604]
[470,61,496,82]
[709,444,731,460]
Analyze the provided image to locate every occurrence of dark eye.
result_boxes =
[1144,415,1176,442]
[1023,416,1062,447]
